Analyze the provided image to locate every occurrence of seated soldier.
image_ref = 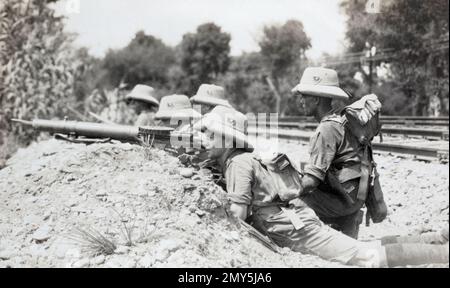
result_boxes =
[190,84,233,115]
[125,85,160,126]
[193,105,449,268]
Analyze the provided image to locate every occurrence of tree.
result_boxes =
[100,31,176,92]
[340,0,449,115]
[0,0,85,145]
[178,23,231,95]
[258,20,311,115]
[219,52,273,113]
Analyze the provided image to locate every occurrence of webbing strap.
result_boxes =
[357,145,371,201]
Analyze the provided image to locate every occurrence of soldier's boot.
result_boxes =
[381,227,449,245]
[384,243,449,267]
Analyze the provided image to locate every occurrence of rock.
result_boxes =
[23,214,41,226]
[43,211,52,221]
[105,256,136,268]
[180,168,194,178]
[159,239,184,253]
[32,225,52,243]
[66,248,81,260]
[115,245,130,255]
[0,250,13,260]
[95,190,108,197]
[195,210,206,217]
[229,231,240,241]
[154,249,169,262]
[53,243,73,259]
[138,254,154,268]
[72,258,90,268]
[92,255,106,266]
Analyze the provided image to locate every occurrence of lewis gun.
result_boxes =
[11,118,203,152]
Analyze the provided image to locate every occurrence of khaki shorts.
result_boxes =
[253,203,386,267]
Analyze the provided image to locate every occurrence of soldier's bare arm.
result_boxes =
[229,203,248,220]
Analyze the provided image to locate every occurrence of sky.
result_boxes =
[54,0,348,60]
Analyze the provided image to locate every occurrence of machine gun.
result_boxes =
[11,118,203,154]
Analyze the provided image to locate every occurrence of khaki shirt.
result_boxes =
[224,150,286,208]
[304,113,364,182]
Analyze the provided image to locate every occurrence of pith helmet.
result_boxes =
[291,67,350,101]
[193,106,253,151]
[155,94,202,121]
[125,85,160,107]
[190,84,232,108]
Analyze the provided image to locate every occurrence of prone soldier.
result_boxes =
[190,84,233,115]
[155,94,202,130]
[125,85,160,126]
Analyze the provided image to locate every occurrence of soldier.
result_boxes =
[155,94,202,130]
[193,105,448,267]
[190,84,233,115]
[290,67,385,239]
[125,85,160,126]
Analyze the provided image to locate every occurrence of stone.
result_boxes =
[195,210,206,217]
[66,248,81,259]
[92,255,105,266]
[0,250,13,260]
[23,214,41,226]
[72,258,90,268]
[114,245,130,255]
[180,168,194,178]
[138,254,154,268]
[105,255,136,268]
[43,211,52,221]
[159,239,184,253]
[32,225,52,243]
[95,190,108,197]
[154,249,169,262]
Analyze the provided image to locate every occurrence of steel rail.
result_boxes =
[247,128,449,161]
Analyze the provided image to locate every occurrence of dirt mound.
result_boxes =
[0,139,342,268]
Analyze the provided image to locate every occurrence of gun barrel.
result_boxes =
[30,119,139,141]
[11,119,33,126]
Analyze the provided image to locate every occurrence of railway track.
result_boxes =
[277,116,449,123]
[247,128,449,162]
[249,117,449,140]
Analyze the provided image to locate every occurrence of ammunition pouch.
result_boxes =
[365,167,387,224]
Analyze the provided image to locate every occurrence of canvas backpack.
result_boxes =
[338,94,387,223]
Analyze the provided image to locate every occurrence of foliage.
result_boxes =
[340,0,449,115]
[219,53,269,113]
[258,20,311,115]
[0,0,86,146]
[100,31,176,91]
[178,23,231,95]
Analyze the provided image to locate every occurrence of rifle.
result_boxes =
[11,118,203,153]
